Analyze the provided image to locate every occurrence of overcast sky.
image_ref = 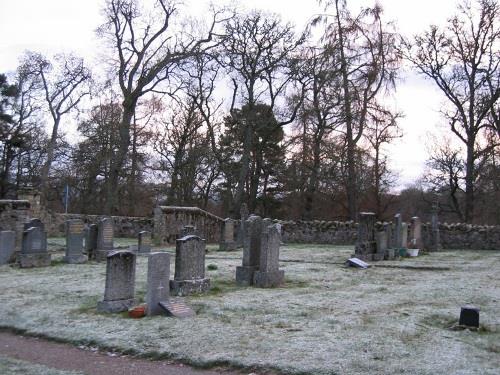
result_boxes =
[0,0,462,189]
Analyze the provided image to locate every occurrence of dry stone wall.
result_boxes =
[0,200,31,252]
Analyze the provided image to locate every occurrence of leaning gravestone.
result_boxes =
[0,231,16,265]
[85,224,98,260]
[253,223,284,287]
[219,218,236,251]
[146,252,170,316]
[96,217,114,261]
[170,235,210,296]
[64,219,86,264]
[19,226,51,268]
[97,250,136,313]
[236,215,262,286]
[138,231,152,254]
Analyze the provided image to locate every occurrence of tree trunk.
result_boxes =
[464,137,475,223]
[303,138,321,220]
[40,117,60,205]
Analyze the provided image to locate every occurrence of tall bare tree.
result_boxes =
[98,0,229,213]
[403,0,500,222]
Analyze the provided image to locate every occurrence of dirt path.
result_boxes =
[0,331,247,375]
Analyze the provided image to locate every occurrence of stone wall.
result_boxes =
[0,200,31,254]
[45,213,153,238]
[424,223,500,251]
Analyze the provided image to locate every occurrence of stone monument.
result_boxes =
[64,219,87,264]
[219,218,236,251]
[236,215,262,285]
[146,252,170,316]
[19,226,51,268]
[96,217,114,261]
[253,223,284,287]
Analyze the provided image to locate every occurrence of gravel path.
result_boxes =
[0,331,246,375]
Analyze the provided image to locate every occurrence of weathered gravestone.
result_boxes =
[459,306,480,328]
[383,222,396,260]
[138,230,152,254]
[97,250,136,313]
[85,224,98,260]
[410,217,423,250]
[374,231,388,261]
[159,299,195,318]
[429,204,442,251]
[64,219,86,264]
[23,218,47,250]
[96,217,114,261]
[400,223,409,256]
[236,203,249,248]
[236,215,262,286]
[347,257,370,269]
[354,212,377,261]
[19,226,51,268]
[253,223,284,288]
[146,252,170,316]
[0,231,16,265]
[170,235,210,296]
[394,213,403,248]
[219,218,236,251]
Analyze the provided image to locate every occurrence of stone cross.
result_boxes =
[253,223,284,287]
[170,235,210,296]
[0,231,16,265]
[146,252,170,316]
[97,250,136,313]
[19,226,51,268]
[138,231,152,254]
[219,218,236,251]
[96,217,114,261]
[236,215,262,286]
[64,219,86,264]
[85,224,98,260]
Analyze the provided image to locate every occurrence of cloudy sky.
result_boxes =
[0,0,461,188]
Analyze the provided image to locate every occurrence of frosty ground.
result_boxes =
[0,241,499,375]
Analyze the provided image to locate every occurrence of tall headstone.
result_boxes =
[97,250,136,313]
[236,215,262,285]
[374,231,388,261]
[253,224,284,287]
[429,204,442,251]
[146,252,170,316]
[96,217,114,261]
[354,212,377,261]
[236,203,249,248]
[64,219,86,264]
[138,231,152,254]
[19,226,51,268]
[410,217,423,250]
[219,218,236,251]
[170,235,210,296]
[401,223,409,249]
[85,224,98,260]
[0,231,16,265]
[394,214,402,248]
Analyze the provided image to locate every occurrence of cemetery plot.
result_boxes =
[0,243,498,375]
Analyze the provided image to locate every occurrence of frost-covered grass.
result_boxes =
[0,355,83,375]
[1,242,499,374]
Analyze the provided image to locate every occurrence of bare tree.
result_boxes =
[18,52,91,204]
[402,0,500,222]
[98,0,229,213]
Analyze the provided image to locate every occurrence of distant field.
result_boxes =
[0,242,499,374]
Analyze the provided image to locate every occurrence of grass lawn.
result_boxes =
[0,242,499,374]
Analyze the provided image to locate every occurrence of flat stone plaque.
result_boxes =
[159,299,195,318]
[347,257,370,269]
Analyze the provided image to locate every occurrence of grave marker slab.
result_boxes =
[138,231,152,254]
[146,252,170,316]
[0,231,16,265]
[19,226,51,268]
[159,299,195,318]
[236,215,262,286]
[347,257,370,269]
[219,218,236,251]
[170,235,210,296]
[410,217,423,250]
[64,219,86,264]
[96,218,114,261]
[459,306,480,328]
[394,213,402,248]
[97,250,136,313]
[85,224,98,260]
[253,224,284,288]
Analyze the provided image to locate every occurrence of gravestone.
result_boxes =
[410,217,423,249]
[23,218,47,250]
[146,252,170,316]
[354,212,377,261]
[219,218,236,251]
[85,224,98,260]
[374,231,387,261]
[170,235,210,296]
[159,299,195,318]
[64,219,86,264]
[96,217,114,261]
[347,257,370,269]
[253,223,284,287]
[394,214,402,248]
[236,203,249,248]
[19,226,51,268]
[401,223,409,251]
[236,215,262,286]
[0,231,16,265]
[97,250,136,313]
[429,204,442,251]
[459,306,480,328]
[138,231,152,254]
